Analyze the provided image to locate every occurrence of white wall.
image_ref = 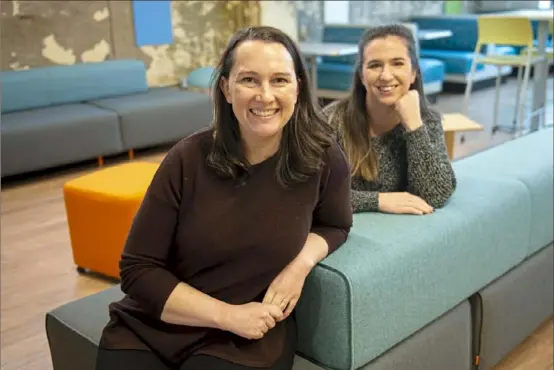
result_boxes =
[260,1,298,41]
[324,0,349,24]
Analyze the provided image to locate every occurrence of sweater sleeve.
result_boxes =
[403,115,457,208]
[118,139,191,318]
[310,141,353,255]
[351,189,379,213]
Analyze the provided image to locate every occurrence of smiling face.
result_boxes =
[220,40,299,150]
[361,35,416,107]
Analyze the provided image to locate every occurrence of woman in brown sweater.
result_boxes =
[95,26,352,370]
[324,24,456,215]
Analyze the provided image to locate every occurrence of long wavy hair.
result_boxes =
[206,26,333,188]
[334,24,440,182]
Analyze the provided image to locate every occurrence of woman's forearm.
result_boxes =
[291,233,330,275]
[162,234,328,328]
[161,282,230,329]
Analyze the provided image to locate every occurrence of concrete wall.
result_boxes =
[350,1,445,25]
[260,1,298,41]
[471,0,540,12]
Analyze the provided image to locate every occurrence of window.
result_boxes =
[538,0,552,9]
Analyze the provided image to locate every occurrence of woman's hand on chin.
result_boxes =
[394,90,423,131]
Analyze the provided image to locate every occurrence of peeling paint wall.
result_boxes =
[1,1,113,70]
[1,1,260,86]
[163,1,260,87]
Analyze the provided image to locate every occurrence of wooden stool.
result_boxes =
[63,162,160,278]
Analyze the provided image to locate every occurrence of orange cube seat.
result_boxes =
[63,162,160,278]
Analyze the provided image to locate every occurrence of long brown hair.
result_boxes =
[207,26,333,188]
[334,24,440,181]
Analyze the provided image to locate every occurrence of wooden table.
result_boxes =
[442,113,484,159]
[417,29,453,41]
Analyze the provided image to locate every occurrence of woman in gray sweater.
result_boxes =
[324,24,456,214]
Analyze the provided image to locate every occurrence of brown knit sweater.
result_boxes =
[98,128,353,367]
[323,101,456,213]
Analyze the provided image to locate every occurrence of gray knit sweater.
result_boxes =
[323,102,457,213]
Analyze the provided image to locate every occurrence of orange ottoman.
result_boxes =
[63,162,160,279]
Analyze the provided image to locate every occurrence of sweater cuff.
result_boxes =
[403,124,430,147]
[311,226,348,255]
[351,190,379,212]
[143,271,181,319]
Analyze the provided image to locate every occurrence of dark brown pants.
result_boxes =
[95,318,297,370]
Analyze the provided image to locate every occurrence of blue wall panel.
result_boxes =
[132,0,173,46]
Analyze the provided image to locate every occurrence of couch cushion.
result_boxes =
[295,174,530,370]
[420,50,482,75]
[477,244,553,370]
[1,60,148,113]
[411,15,479,52]
[316,63,355,91]
[1,104,123,177]
[88,87,213,150]
[46,286,123,370]
[186,66,216,89]
[453,128,554,256]
[420,58,445,84]
[420,46,515,75]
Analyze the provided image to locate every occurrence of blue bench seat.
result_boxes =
[453,128,554,256]
[295,170,531,369]
[419,58,445,84]
[420,46,516,75]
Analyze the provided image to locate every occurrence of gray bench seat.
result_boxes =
[88,87,213,150]
[2,103,123,177]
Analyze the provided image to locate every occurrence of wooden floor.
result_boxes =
[1,77,553,370]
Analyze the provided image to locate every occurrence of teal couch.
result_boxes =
[314,24,446,103]
[410,15,517,91]
[1,60,212,178]
[45,128,553,370]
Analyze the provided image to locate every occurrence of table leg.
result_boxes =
[444,132,455,160]
[530,21,549,132]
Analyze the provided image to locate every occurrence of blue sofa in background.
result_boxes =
[1,60,213,178]
[313,23,446,103]
[45,127,553,370]
[410,14,517,91]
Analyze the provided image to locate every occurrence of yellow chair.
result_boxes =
[63,162,160,278]
[522,20,553,128]
[463,16,547,135]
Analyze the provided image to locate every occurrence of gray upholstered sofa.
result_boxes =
[46,128,553,370]
[1,60,212,178]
